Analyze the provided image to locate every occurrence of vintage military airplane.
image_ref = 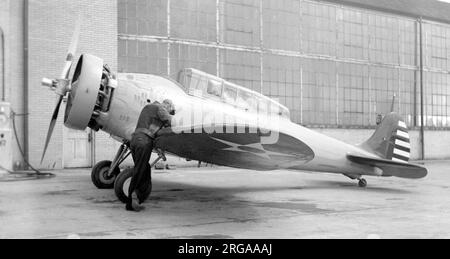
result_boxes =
[41,26,427,203]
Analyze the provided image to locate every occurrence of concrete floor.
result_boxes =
[0,161,449,239]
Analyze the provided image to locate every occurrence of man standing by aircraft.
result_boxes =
[127,99,175,212]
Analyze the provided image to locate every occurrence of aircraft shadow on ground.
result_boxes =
[83,177,414,225]
[149,177,413,202]
[301,180,413,195]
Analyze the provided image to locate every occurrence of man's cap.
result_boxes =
[162,99,175,114]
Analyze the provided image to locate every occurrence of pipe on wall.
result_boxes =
[419,17,425,160]
[23,0,29,167]
[0,26,5,102]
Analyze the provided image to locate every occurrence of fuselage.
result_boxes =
[96,73,381,177]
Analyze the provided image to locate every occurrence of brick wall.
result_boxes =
[0,0,28,170]
[27,0,117,169]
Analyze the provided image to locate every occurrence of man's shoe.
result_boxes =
[135,189,149,204]
[126,203,136,212]
[131,192,144,211]
[126,202,144,212]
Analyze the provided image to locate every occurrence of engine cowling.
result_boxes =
[64,54,103,130]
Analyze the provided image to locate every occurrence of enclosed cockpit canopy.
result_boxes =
[178,68,290,119]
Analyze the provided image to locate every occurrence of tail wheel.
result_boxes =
[358,178,368,188]
[114,168,152,204]
[91,160,120,189]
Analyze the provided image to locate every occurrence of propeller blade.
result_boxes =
[41,96,64,164]
[60,19,81,79]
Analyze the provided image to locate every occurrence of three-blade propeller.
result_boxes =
[41,21,81,164]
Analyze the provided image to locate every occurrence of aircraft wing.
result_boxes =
[154,126,315,171]
[347,154,428,179]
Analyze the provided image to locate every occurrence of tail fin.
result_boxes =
[360,113,411,163]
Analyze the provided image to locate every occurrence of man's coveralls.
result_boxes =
[128,102,172,204]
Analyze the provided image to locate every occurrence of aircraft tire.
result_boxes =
[114,168,152,204]
[91,160,119,189]
[358,178,367,188]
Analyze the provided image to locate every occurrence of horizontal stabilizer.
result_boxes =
[347,154,427,179]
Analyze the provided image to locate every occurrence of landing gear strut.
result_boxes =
[91,142,131,189]
[114,149,167,204]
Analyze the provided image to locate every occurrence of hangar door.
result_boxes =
[64,127,93,168]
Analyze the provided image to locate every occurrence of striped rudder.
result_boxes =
[391,120,410,163]
[360,113,411,161]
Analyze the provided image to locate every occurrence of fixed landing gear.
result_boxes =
[91,142,131,189]
[91,141,168,203]
[344,174,368,188]
[91,160,120,189]
[114,148,167,204]
[114,167,152,204]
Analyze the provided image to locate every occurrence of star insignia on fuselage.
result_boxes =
[211,137,297,160]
